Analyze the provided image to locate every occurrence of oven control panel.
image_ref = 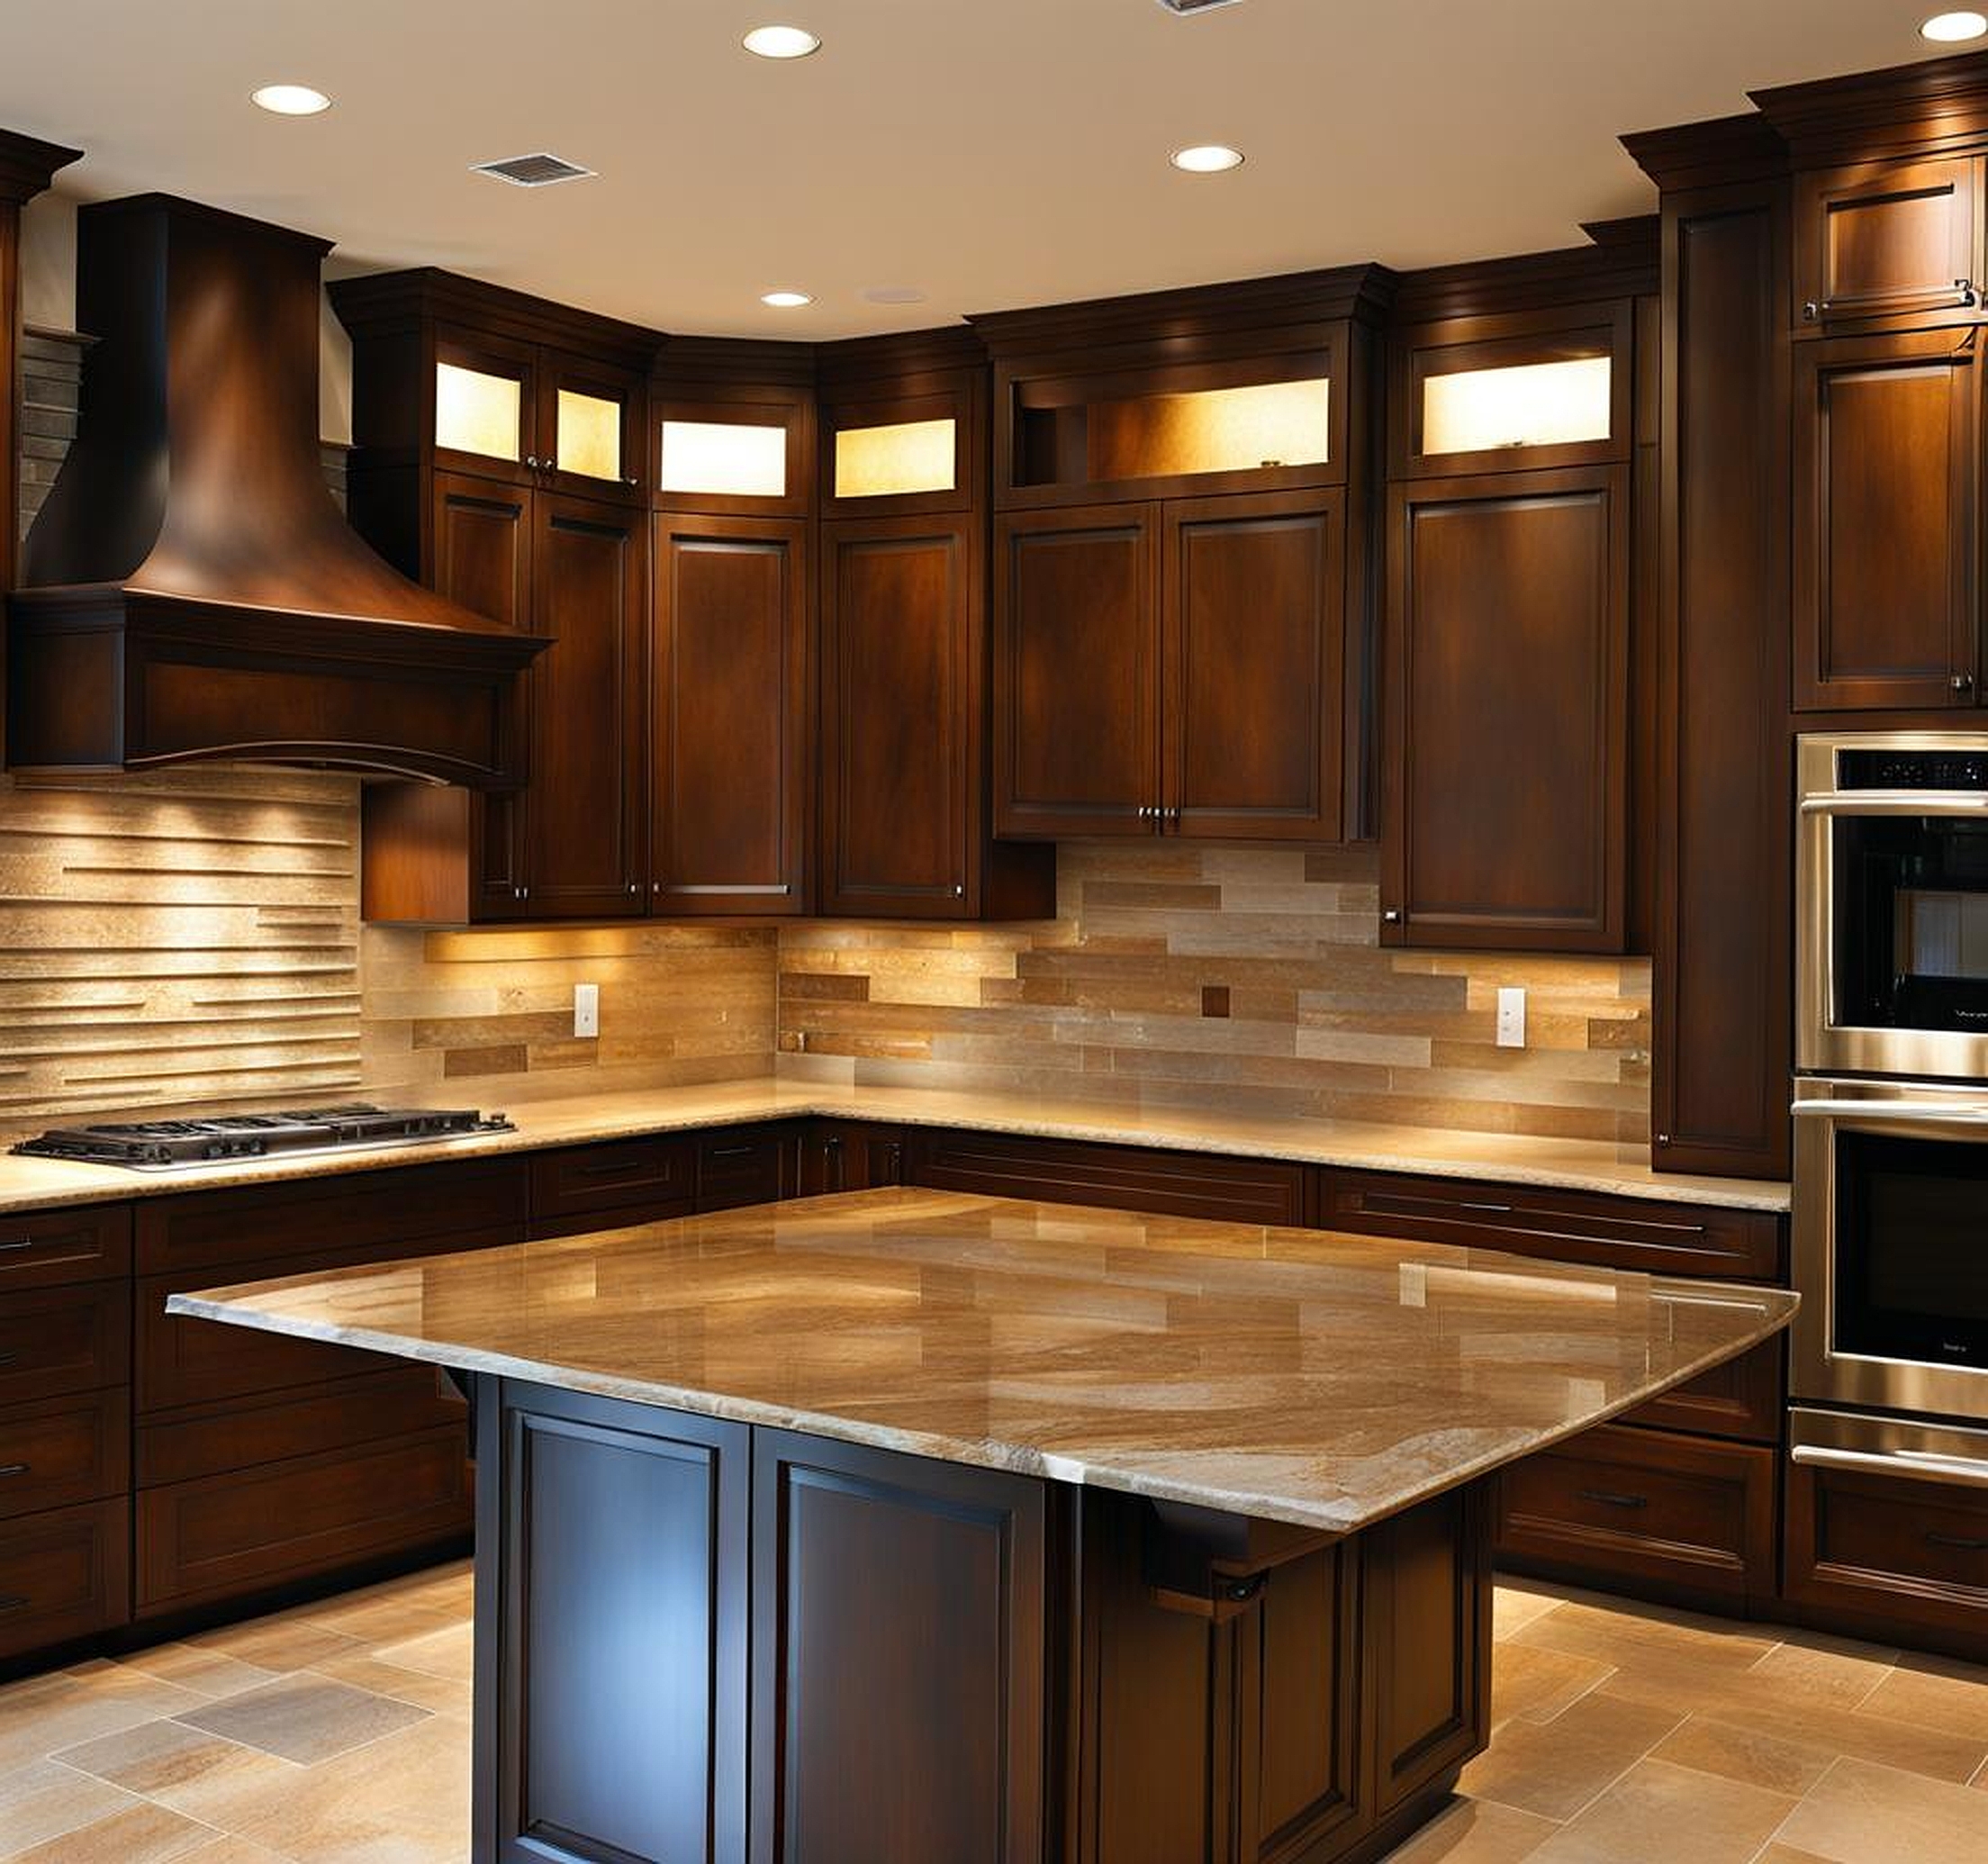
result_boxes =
[1838,747,1988,792]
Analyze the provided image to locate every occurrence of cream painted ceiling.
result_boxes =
[0,0,1965,338]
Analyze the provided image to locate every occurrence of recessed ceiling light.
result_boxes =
[1171,143,1245,174]
[761,289,815,309]
[250,83,331,116]
[743,24,820,59]
[1922,10,1988,39]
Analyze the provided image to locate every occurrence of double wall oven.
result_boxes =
[1793,733,1988,1485]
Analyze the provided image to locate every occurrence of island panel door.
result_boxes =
[749,1431,1046,1864]
[480,1382,748,1864]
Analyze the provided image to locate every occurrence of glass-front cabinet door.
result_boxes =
[433,333,537,484]
[539,353,643,499]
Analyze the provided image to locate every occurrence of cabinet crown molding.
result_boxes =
[0,126,80,205]
[328,267,662,371]
[1391,230,1658,325]
[1621,112,1789,193]
[1753,46,1988,166]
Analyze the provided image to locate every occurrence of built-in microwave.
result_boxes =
[1792,1076,1988,1426]
[1797,731,1988,1081]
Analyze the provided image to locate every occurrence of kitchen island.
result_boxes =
[168,1188,1796,1864]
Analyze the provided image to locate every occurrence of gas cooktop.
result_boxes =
[11,1104,515,1171]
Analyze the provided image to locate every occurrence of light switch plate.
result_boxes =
[1496,986,1526,1049]
[573,982,600,1039]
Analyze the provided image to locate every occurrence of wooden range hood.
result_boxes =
[6,195,548,786]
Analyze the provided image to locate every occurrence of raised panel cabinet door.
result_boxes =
[431,469,533,917]
[1794,156,1981,330]
[1162,488,1344,841]
[651,514,809,915]
[1382,466,1630,951]
[818,515,976,917]
[749,1431,1045,1864]
[523,491,648,918]
[481,1385,748,1864]
[1793,330,1979,710]
[993,504,1161,838]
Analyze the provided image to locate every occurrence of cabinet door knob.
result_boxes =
[1381,908,1402,924]
[627,882,640,895]
[952,884,965,899]
[1960,279,1980,308]
[1953,672,1976,694]
[1801,301,1820,321]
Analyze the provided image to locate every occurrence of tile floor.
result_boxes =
[0,1564,1984,1862]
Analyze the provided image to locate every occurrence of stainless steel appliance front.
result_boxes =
[1792,1076,1988,1424]
[1796,730,1988,1080]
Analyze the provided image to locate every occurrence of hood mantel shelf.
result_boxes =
[6,194,549,787]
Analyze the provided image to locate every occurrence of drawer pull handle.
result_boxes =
[1926,1532,1988,1552]
[705,1145,756,1161]
[572,1160,651,1179]
[0,1352,19,1368]
[0,1464,27,1479]
[1577,1488,1649,1510]
[0,1239,35,1254]
[0,1595,27,1615]
[1458,1201,1514,1216]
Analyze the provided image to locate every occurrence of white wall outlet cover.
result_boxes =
[1495,985,1526,1049]
[574,982,601,1039]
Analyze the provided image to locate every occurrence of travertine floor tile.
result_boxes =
[1648,1714,1835,1799]
[1458,1692,1682,1822]
[0,1758,137,1859]
[168,1841,288,1864]
[366,1623,472,1688]
[106,1645,280,1702]
[1738,1640,1892,1713]
[1776,1755,1988,1864]
[1857,1658,1988,1744]
[1377,1796,1559,1862]
[1490,1642,1615,1729]
[1525,1756,1794,1863]
[301,1651,472,1720]
[0,1672,209,1777]
[50,1718,299,1824]
[1493,1583,1566,1640]
[1750,1848,1839,1864]
[172,1676,428,1767]
[181,1621,361,1677]
[0,1801,215,1864]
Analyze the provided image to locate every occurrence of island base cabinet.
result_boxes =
[473,1380,1493,1864]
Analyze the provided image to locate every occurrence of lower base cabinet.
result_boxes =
[0,1498,130,1661]
[476,1378,1492,1864]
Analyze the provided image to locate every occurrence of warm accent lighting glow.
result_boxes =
[659,421,790,497]
[743,24,821,58]
[1090,378,1329,480]
[761,290,815,309]
[1421,357,1613,457]
[1170,144,1244,174]
[250,84,331,116]
[1922,11,1988,41]
[556,389,623,481]
[435,363,522,463]
[835,419,957,498]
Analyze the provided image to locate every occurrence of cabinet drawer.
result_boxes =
[136,1157,529,1276]
[695,1127,788,1212]
[137,1425,470,1614]
[1785,1418,1988,1646]
[1619,1336,1783,1443]
[908,1129,1307,1226]
[1496,1425,1776,1605]
[0,1498,130,1660]
[0,1205,131,1289]
[140,1224,519,1415]
[0,1389,129,1520]
[530,1136,695,1234]
[0,1281,131,1406]
[139,1366,465,1488]
[1316,1168,1784,1281]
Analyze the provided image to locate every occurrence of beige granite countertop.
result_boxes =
[0,1080,1791,1216]
[169,1188,1797,1535]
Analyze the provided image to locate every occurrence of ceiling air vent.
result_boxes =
[1154,0,1244,13]
[471,151,596,188]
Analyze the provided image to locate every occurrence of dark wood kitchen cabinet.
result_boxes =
[1793,154,1981,331]
[994,490,1347,841]
[814,331,1053,919]
[0,131,79,590]
[1381,464,1630,950]
[650,511,810,915]
[1792,327,1980,710]
[791,1120,907,1196]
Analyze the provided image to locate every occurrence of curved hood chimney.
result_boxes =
[8,194,547,786]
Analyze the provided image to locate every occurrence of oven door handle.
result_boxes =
[1801,793,1988,817]
[1791,1444,1988,1491]
[1792,1099,1988,1122]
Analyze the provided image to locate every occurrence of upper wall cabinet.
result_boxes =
[1388,303,1632,478]
[973,267,1387,512]
[653,338,815,519]
[818,335,982,520]
[1794,156,1982,332]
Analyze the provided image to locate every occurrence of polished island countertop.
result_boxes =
[168,1187,1797,1535]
